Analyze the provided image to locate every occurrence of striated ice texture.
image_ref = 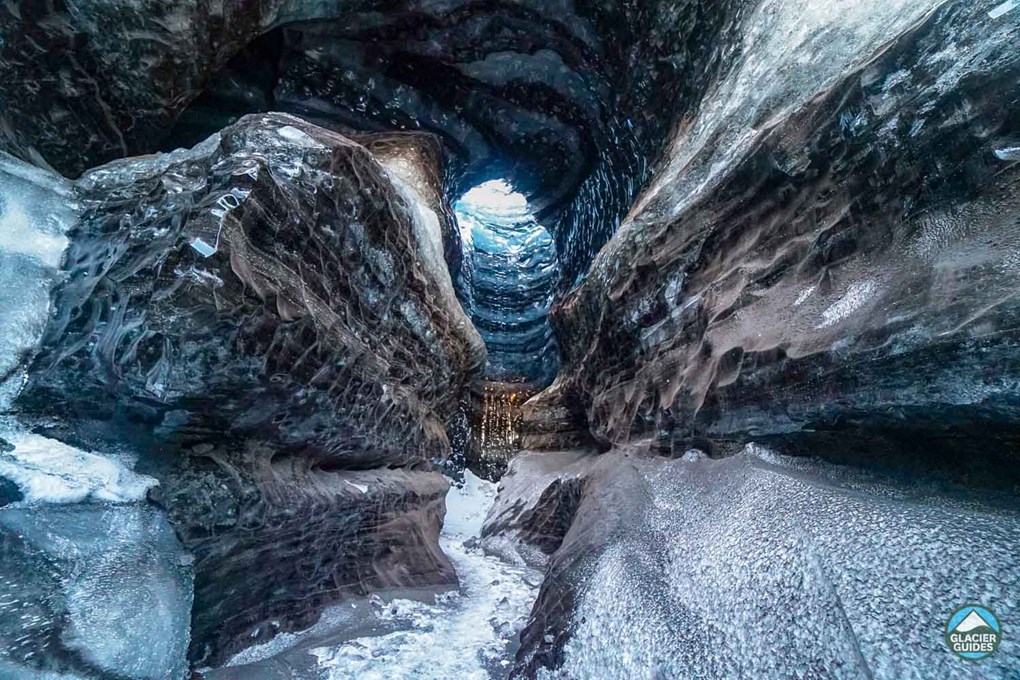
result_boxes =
[206,471,541,680]
[0,153,76,409]
[0,505,193,679]
[455,181,560,386]
[548,449,1020,679]
[620,0,943,230]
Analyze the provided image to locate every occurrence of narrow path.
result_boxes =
[213,471,542,680]
[311,471,541,679]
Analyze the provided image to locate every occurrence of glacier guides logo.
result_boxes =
[945,605,1002,660]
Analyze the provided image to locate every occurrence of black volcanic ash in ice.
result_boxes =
[15,114,485,665]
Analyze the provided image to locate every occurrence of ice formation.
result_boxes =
[204,472,540,680]
[0,0,1018,677]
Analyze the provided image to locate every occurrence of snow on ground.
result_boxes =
[308,470,542,680]
[0,431,157,504]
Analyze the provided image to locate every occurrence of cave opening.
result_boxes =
[453,179,558,478]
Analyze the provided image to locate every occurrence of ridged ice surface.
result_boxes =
[631,0,944,224]
[550,449,1020,679]
[456,181,560,386]
[204,471,541,680]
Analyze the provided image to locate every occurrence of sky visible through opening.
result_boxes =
[453,179,560,387]
[456,179,529,214]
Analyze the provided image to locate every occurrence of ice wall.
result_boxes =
[0,152,194,680]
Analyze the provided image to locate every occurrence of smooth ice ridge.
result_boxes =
[311,470,541,679]
[0,432,157,504]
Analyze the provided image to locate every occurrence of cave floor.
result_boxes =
[202,471,542,680]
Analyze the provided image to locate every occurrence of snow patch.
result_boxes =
[0,432,157,504]
[816,280,878,328]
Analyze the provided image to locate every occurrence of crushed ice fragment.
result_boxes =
[988,0,1017,18]
[994,146,1020,161]
[189,237,217,257]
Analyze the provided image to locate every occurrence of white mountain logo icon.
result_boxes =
[954,610,993,633]
[946,605,1002,660]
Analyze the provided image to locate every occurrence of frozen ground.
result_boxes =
[313,471,542,679]
[545,447,1020,679]
[208,470,542,680]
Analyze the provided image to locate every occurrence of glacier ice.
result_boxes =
[311,471,542,679]
[205,471,541,680]
[543,448,1020,679]
[994,146,1020,161]
[0,431,157,505]
[0,504,193,679]
[988,0,1017,18]
[0,153,76,409]
[0,153,191,680]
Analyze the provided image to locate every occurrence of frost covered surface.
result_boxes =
[0,153,75,409]
[0,152,191,680]
[535,449,1020,678]
[0,432,157,504]
[0,504,193,679]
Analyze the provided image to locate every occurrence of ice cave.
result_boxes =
[0,0,1018,678]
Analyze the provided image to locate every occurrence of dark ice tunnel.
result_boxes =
[1,0,1020,678]
[454,179,559,389]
